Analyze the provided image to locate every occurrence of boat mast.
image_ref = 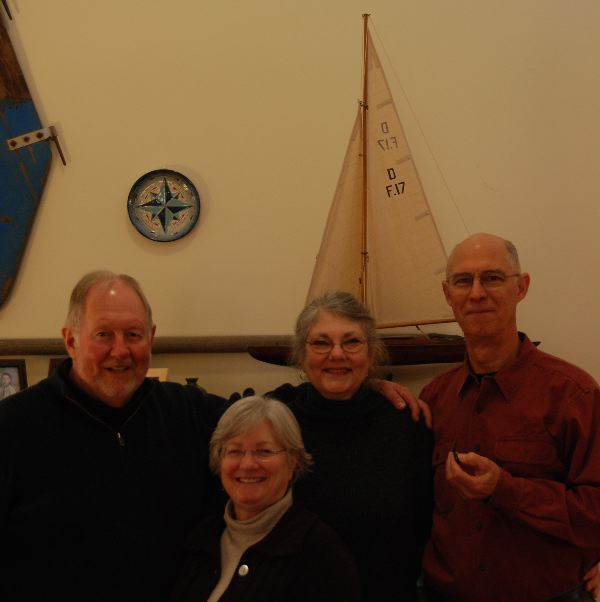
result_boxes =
[359,13,369,304]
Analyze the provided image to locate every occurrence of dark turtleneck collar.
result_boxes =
[292,382,385,421]
[54,358,151,429]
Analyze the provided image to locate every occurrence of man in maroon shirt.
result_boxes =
[420,233,600,602]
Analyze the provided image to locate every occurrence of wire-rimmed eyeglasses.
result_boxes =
[446,271,520,290]
[306,337,366,354]
[221,447,287,463]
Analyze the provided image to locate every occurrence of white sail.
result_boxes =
[306,112,363,300]
[307,29,454,327]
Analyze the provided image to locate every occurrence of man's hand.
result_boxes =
[584,563,600,599]
[445,450,501,500]
[369,378,432,427]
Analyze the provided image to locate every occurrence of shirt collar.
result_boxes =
[458,332,537,400]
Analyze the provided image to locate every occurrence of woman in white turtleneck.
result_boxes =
[170,396,360,602]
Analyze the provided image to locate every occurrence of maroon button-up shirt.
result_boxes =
[421,334,600,602]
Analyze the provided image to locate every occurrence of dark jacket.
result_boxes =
[0,359,226,602]
[170,502,361,602]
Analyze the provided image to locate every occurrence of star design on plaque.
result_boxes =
[138,177,192,231]
[127,170,201,242]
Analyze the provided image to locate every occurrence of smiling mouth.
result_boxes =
[236,477,265,483]
[324,368,351,374]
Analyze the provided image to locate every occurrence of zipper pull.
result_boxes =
[116,432,125,447]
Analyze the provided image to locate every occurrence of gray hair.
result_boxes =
[209,395,313,480]
[290,291,388,369]
[503,239,521,272]
[65,270,153,331]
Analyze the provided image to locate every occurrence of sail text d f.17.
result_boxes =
[249,15,464,367]
[306,14,455,330]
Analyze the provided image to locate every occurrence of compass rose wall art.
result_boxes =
[127,169,201,242]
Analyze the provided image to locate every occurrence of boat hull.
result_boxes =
[248,335,465,367]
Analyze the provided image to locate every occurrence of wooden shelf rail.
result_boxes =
[0,336,293,356]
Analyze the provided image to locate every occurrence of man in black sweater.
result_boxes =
[0,271,226,601]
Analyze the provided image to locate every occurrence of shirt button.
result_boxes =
[479,563,486,572]
[475,520,483,531]
[474,443,481,452]
[238,564,249,577]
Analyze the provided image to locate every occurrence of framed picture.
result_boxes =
[146,367,168,382]
[0,360,27,400]
[48,357,68,377]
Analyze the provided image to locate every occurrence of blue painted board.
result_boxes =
[0,18,52,307]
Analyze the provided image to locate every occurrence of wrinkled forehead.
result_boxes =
[78,282,150,330]
[225,420,279,445]
[448,239,514,275]
[86,281,145,311]
[308,310,366,337]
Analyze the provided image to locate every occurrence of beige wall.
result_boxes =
[2,1,600,389]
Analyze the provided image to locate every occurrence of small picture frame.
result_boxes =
[146,367,168,382]
[48,357,68,377]
[0,360,27,400]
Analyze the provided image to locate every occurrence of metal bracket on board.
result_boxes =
[1,0,12,21]
[6,126,67,165]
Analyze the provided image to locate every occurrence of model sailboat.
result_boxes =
[249,15,464,366]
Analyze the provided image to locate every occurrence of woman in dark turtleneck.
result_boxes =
[269,291,433,601]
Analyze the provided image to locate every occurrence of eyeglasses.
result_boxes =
[446,271,520,290]
[221,447,287,462]
[306,337,366,354]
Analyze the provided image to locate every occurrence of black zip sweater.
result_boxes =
[0,359,226,602]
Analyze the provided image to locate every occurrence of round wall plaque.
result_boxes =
[127,169,200,242]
